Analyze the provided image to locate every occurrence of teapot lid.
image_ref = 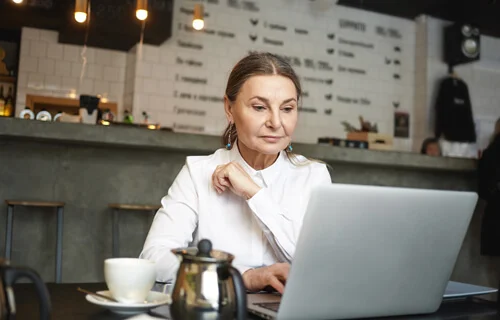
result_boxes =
[172,239,235,264]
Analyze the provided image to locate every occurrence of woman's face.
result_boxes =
[225,75,298,155]
[426,142,441,156]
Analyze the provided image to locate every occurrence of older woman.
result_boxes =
[140,52,331,293]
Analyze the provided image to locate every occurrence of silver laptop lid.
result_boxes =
[278,184,478,320]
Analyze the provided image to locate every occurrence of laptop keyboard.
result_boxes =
[255,302,280,312]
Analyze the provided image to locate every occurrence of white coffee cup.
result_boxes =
[104,258,156,304]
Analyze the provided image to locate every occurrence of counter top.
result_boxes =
[0,118,476,172]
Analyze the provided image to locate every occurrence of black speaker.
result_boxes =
[444,23,480,66]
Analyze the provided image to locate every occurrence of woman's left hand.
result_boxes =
[212,161,261,199]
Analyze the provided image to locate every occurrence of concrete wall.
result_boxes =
[0,139,187,282]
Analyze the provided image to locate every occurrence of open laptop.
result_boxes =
[248,184,487,320]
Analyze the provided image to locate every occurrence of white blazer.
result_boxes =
[140,144,331,282]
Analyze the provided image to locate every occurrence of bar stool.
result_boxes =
[4,200,65,283]
[108,203,160,258]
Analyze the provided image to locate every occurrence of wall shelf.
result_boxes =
[25,94,118,117]
[0,75,16,83]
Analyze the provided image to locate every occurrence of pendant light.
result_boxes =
[192,4,204,30]
[74,0,88,23]
[136,0,148,21]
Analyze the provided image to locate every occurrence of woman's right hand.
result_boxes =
[242,263,290,294]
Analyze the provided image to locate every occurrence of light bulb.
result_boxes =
[74,12,87,23]
[192,4,204,30]
[136,9,148,20]
[136,0,148,20]
[193,19,204,30]
[12,0,23,4]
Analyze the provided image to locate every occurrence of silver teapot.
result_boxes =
[170,239,247,320]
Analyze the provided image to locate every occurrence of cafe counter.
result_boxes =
[0,117,475,172]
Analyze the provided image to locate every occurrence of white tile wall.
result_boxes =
[44,75,62,90]
[111,54,126,68]
[18,2,422,151]
[95,49,111,65]
[47,44,63,59]
[39,29,58,43]
[103,66,121,82]
[38,58,55,74]
[127,0,418,150]
[16,28,126,116]
[22,28,40,40]
[55,60,71,77]
[19,56,38,73]
[63,45,80,63]
[87,64,103,80]
[27,73,44,89]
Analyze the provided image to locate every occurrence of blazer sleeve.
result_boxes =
[139,164,199,282]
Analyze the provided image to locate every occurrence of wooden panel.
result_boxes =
[0,75,16,83]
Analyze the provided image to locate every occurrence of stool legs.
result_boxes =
[5,205,14,260]
[55,206,64,283]
[4,204,64,283]
[112,209,120,258]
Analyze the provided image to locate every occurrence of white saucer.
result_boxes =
[85,290,171,315]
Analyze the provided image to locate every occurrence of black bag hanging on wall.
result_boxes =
[434,76,477,143]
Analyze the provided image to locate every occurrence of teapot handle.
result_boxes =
[5,267,51,320]
[227,266,247,320]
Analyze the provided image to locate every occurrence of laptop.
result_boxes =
[247,184,483,320]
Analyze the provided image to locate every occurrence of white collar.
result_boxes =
[229,141,287,187]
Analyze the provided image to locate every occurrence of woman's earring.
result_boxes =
[226,123,233,150]
[287,143,293,152]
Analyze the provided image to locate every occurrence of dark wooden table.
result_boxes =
[13,282,500,320]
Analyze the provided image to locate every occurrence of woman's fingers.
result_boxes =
[212,165,233,194]
[242,264,291,293]
[212,169,224,193]
[275,264,290,282]
[269,276,285,294]
[212,161,258,198]
[218,176,231,187]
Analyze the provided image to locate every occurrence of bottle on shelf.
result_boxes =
[0,85,5,117]
[123,109,134,124]
[4,86,13,117]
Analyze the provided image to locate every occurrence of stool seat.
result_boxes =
[108,204,160,211]
[6,200,65,207]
